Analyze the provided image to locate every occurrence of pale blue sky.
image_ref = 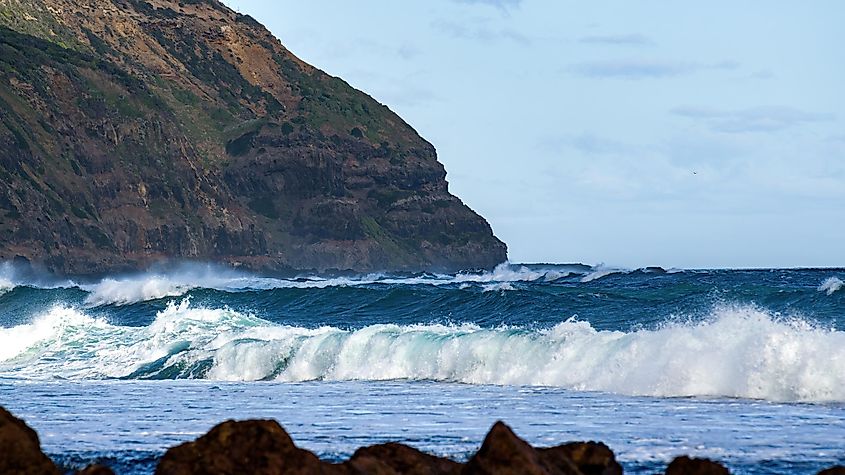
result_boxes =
[223,1,844,268]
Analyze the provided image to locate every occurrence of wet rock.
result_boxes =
[665,456,730,475]
[540,442,622,475]
[346,443,461,475]
[155,419,341,475]
[818,467,845,475]
[461,421,581,475]
[0,407,59,475]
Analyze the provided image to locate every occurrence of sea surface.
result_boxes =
[1,262,843,474]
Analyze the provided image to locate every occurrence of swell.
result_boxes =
[1,299,843,403]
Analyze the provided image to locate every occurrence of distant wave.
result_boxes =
[0,261,685,305]
[0,277,13,296]
[0,263,17,295]
[580,269,622,283]
[481,282,516,292]
[1,300,842,402]
[76,263,618,306]
[819,277,843,296]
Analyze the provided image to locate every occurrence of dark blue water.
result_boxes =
[0,263,843,473]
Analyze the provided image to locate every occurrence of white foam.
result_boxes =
[2,302,844,402]
[580,268,622,283]
[0,262,16,295]
[481,282,515,292]
[819,277,843,296]
[83,276,196,306]
[0,306,109,363]
[75,262,593,305]
[0,277,13,295]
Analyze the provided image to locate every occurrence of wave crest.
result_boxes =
[819,277,843,296]
[1,301,843,402]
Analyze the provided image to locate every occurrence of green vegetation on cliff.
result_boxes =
[0,0,506,274]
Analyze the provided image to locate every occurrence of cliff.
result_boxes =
[0,0,507,275]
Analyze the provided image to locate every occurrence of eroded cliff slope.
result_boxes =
[0,0,507,275]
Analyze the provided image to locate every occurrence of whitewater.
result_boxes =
[1,263,843,473]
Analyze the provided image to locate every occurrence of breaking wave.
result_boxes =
[76,263,607,306]
[0,277,13,296]
[74,263,682,306]
[819,277,843,296]
[2,300,843,403]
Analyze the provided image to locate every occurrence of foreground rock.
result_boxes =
[347,443,461,475]
[0,0,506,276]
[0,407,59,475]
[665,456,729,475]
[3,406,845,474]
[462,421,623,475]
[155,419,332,475]
[155,419,620,475]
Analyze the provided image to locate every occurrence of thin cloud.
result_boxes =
[672,106,835,133]
[397,43,421,60]
[749,69,775,80]
[452,0,522,9]
[568,133,634,155]
[432,19,530,45]
[567,59,740,79]
[539,133,642,157]
[568,60,696,79]
[579,33,652,46]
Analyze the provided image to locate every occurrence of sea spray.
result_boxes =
[2,300,843,402]
[819,277,843,296]
[77,263,591,306]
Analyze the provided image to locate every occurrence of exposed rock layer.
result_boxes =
[0,0,507,275]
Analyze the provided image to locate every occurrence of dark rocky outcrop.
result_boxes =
[665,456,730,475]
[0,0,507,276]
[462,421,580,475]
[540,442,622,475]
[0,407,59,475]
[4,405,845,475]
[155,419,622,475]
[155,419,333,475]
[347,443,461,475]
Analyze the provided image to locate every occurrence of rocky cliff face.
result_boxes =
[0,0,507,275]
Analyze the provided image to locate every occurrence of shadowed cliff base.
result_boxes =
[0,0,506,276]
[2,406,844,474]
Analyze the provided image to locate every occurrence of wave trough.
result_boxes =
[2,300,842,402]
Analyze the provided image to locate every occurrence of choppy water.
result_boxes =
[1,262,843,473]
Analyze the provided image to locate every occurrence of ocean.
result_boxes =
[0,263,843,474]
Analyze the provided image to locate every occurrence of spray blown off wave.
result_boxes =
[0,277,13,296]
[819,277,843,296]
[1,300,843,402]
[33,263,636,306]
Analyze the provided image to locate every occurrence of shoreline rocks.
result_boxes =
[1,406,841,475]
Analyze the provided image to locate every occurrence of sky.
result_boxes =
[222,0,844,269]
